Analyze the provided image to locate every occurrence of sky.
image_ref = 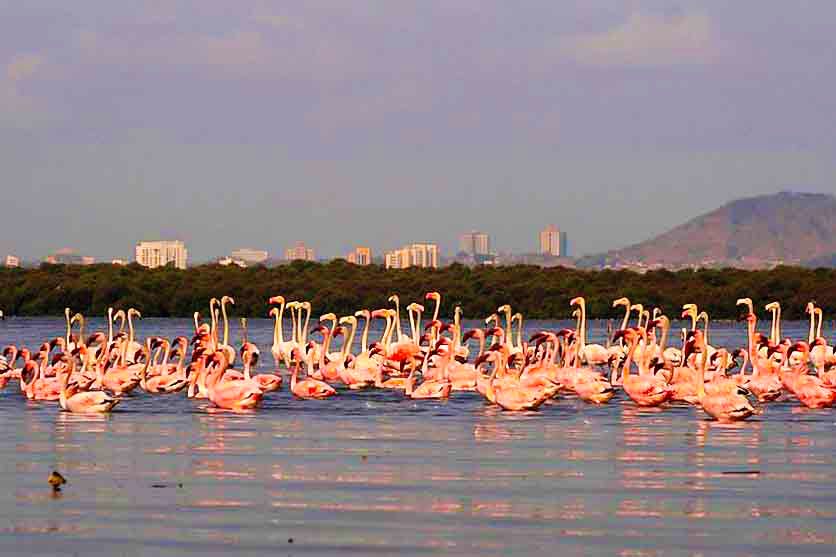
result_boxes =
[1,1,835,262]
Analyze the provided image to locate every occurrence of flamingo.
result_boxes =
[477,350,551,411]
[612,328,671,407]
[240,341,282,392]
[692,331,755,421]
[741,313,783,402]
[290,347,337,399]
[571,296,610,366]
[405,349,451,400]
[204,352,263,411]
[268,295,294,369]
[57,354,120,414]
[786,342,835,408]
[135,338,187,393]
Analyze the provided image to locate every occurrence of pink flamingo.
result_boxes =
[693,332,755,421]
[787,342,836,408]
[58,354,120,413]
[204,352,263,411]
[291,348,337,399]
[612,328,671,407]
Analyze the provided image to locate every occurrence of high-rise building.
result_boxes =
[459,231,490,256]
[135,240,188,269]
[4,255,19,268]
[230,248,269,265]
[284,241,315,261]
[539,225,567,257]
[346,246,372,265]
[385,243,439,269]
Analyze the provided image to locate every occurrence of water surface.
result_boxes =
[0,317,834,556]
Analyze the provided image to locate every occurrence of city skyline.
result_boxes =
[3,223,564,266]
[1,3,834,264]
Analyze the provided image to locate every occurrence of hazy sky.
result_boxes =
[1,1,835,262]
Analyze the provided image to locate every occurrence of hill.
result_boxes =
[577,191,836,269]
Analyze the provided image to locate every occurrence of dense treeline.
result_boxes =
[0,261,834,320]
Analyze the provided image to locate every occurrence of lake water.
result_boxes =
[0,317,834,556]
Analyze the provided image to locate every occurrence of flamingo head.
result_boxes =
[556,328,575,339]
[370,309,388,319]
[507,352,523,367]
[788,341,810,358]
[425,292,441,302]
[310,325,329,338]
[811,337,827,348]
[368,343,384,357]
[611,329,633,344]
[86,332,107,346]
[424,320,443,331]
[528,332,546,345]
[474,352,495,367]
[268,295,285,305]
[462,329,484,342]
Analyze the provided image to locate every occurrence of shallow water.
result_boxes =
[0,317,835,556]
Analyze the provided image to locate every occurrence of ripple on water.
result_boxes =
[0,318,835,555]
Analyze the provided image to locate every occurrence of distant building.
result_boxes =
[539,225,568,257]
[385,243,439,269]
[4,255,19,268]
[45,248,95,265]
[285,241,315,261]
[135,240,188,269]
[230,248,269,265]
[218,256,247,268]
[346,246,373,265]
[459,231,490,256]
[111,259,128,266]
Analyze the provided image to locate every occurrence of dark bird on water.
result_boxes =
[48,471,67,492]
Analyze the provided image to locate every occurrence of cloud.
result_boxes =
[6,53,45,82]
[0,53,51,128]
[560,13,723,67]
[75,27,355,82]
[252,14,302,30]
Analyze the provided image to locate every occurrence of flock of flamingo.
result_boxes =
[0,292,834,421]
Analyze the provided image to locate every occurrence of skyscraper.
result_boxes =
[284,241,315,261]
[346,246,372,265]
[459,231,490,256]
[539,225,567,257]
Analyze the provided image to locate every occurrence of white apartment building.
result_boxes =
[135,240,188,269]
[230,248,269,265]
[385,243,439,269]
